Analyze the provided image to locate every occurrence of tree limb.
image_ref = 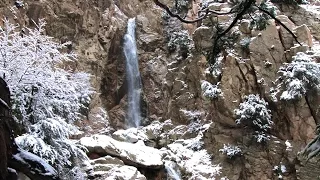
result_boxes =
[8,148,60,180]
[153,0,234,23]
[209,0,255,64]
[256,5,302,46]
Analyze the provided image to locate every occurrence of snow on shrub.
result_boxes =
[201,80,223,99]
[167,142,221,179]
[205,56,223,78]
[0,19,92,178]
[219,144,242,158]
[176,0,190,13]
[273,163,286,179]
[167,30,192,58]
[235,94,273,143]
[273,52,320,101]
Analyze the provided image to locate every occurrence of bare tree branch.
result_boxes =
[153,0,303,66]
[209,0,255,64]
[153,0,234,23]
[256,5,302,46]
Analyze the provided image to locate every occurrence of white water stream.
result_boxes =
[123,18,142,127]
[165,161,181,180]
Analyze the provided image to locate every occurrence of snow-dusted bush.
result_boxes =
[176,0,190,13]
[0,19,92,178]
[249,1,277,31]
[273,52,320,101]
[273,163,286,179]
[219,144,242,158]
[205,56,223,78]
[167,30,192,58]
[201,80,223,99]
[235,94,273,143]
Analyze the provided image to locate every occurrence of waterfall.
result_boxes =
[123,18,142,128]
[164,161,181,180]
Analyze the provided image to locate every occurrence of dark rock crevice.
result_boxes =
[305,94,319,125]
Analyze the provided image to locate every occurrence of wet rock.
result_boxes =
[138,33,163,52]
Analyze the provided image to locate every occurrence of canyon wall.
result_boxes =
[0,0,320,179]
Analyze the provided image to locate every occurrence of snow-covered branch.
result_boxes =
[0,19,93,178]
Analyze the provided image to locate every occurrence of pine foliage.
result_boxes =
[273,52,320,101]
[235,94,273,142]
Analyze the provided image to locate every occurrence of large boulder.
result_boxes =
[80,135,164,169]
[193,26,215,50]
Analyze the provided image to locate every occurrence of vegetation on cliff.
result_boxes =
[0,19,93,179]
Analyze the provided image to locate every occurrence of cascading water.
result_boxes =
[123,18,142,128]
[164,161,181,180]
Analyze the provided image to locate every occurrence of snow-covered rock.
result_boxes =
[80,135,164,169]
[143,120,165,140]
[104,165,146,180]
[91,165,146,180]
[112,128,148,143]
[12,149,59,179]
[162,138,222,180]
[90,155,124,166]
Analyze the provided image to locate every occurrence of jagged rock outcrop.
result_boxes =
[280,4,320,40]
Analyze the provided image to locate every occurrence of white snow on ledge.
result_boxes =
[13,149,58,177]
[80,135,163,168]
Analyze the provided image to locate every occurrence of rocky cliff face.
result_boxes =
[2,0,320,179]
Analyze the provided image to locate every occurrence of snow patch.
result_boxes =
[201,80,223,99]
